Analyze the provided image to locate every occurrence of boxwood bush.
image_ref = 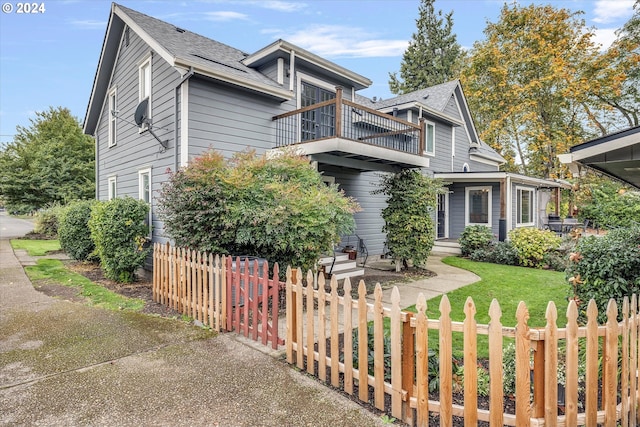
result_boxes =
[567,226,640,323]
[58,200,96,261]
[89,197,150,283]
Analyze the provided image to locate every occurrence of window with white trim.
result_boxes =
[424,121,435,156]
[108,87,117,147]
[465,186,492,226]
[138,55,152,129]
[139,168,152,237]
[108,176,117,200]
[516,187,535,226]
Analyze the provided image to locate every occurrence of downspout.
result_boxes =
[506,174,512,237]
[94,134,99,200]
[174,67,195,173]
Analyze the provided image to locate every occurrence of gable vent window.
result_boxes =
[108,87,117,147]
[124,27,129,47]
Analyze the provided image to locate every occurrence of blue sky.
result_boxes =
[0,0,634,145]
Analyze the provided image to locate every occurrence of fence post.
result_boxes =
[415,293,428,427]
[306,270,315,374]
[603,299,618,427]
[390,287,402,420]
[488,299,504,427]
[544,302,558,426]
[439,295,453,426]
[463,297,478,425]
[285,266,294,364]
[402,312,414,426]
[343,278,354,395]
[357,280,369,403]
[585,300,598,426]
[515,301,531,427]
[565,301,579,426]
[373,284,385,410]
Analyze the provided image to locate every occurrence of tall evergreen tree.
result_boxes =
[388,0,463,94]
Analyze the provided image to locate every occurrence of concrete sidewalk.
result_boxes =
[0,239,385,426]
[365,252,480,309]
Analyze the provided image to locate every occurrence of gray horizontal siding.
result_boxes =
[319,166,387,256]
[95,28,181,242]
[448,182,501,239]
[187,78,285,158]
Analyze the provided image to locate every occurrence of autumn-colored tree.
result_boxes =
[388,0,463,94]
[461,4,609,178]
[587,0,639,130]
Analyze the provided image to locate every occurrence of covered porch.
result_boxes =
[434,172,571,242]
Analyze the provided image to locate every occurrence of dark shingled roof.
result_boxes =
[117,4,283,91]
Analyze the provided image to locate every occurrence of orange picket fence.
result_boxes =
[152,243,284,349]
[285,267,640,427]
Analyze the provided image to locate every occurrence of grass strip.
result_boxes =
[11,239,61,256]
[25,259,145,312]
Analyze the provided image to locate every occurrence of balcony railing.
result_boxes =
[273,87,425,157]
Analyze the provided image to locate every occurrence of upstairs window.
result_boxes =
[108,87,117,147]
[138,54,152,129]
[424,121,435,156]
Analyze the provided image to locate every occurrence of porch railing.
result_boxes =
[273,87,425,156]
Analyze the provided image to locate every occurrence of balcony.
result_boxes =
[272,88,430,171]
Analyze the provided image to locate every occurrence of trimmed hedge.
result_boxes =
[58,200,96,261]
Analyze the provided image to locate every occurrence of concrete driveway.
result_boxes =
[0,218,384,426]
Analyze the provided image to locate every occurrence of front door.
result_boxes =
[437,192,448,239]
[301,82,336,141]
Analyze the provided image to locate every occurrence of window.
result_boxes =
[108,176,117,200]
[424,121,435,156]
[138,54,152,129]
[139,169,152,237]
[517,187,535,226]
[465,186,492,226]
[108,87,117,147]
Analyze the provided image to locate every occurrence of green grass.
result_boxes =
[405,256,568,358]
[11,239,61,256]
[25,259,145,312]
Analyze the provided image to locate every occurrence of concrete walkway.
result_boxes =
[365,252,480,309]
[0,221,385,426]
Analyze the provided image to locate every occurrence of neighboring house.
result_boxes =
[559,125,640,190]
[83,3,567,264]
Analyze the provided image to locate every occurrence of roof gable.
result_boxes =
[84,3,292,135]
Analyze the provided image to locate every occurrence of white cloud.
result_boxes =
[70,20,107,30]
[592,0,634,23]
[202,11,249,21]
[258,1,307,12]
[274,25,408,58]
[592,28,618,50]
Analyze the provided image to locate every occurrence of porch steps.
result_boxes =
[433,240,462,255]
[318,253,365,282]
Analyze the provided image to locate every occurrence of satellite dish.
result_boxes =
[134,98,149,127]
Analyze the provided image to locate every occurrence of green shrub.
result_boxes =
[567,226,640,323]
[459,225,494,256]
[576,178,640,229]
[508,227,561,268]
[89,197,150,283]
[373,170,445,270]
[34,204,64,237]
[58,200,96,261]
[471,241,519,265]
[542,250,568,272]
[158,149,359,273]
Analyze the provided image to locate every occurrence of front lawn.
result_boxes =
[406,256,568,358]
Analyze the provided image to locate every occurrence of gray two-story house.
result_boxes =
[84,3,568,267]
